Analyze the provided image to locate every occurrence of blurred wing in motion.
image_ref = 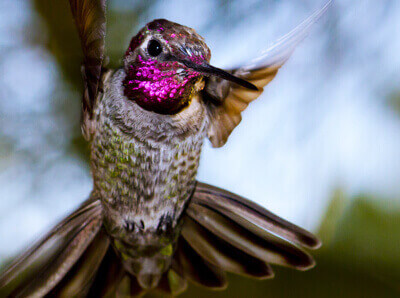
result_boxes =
[177,181,320,289]
[0,199,105,297]
[204,1,332,147]
[69,0,107,138]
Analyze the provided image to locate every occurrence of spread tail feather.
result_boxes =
[172,237,228,290]
[0,182,320,296]
[192,182,321,250]
[48,228,110,297]
[0,199,104,297]
[178,181,321,289]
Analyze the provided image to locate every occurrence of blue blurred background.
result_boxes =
[0,0,399,296]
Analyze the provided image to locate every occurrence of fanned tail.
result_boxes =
[0,182,321,296]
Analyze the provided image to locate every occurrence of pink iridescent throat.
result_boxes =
[123,55,201,115]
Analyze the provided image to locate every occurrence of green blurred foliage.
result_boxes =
[389,91,400,116]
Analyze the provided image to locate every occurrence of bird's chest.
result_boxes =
[90,120,204,236]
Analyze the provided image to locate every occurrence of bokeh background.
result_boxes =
[1,0,400,296]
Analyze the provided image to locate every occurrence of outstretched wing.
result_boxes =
[204,1,331,147]
[69,0,107,138]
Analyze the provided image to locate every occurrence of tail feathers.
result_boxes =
[48,228,110,297]
[186,202,315,270]
[156,269,188,296]
[86,250,185,297]
[193,182,321,249]
[172,238,227,290]
[181,216,274,279]
[0,196,189,297]
[0,199,103,297]
[177,181,321,288]
[0,182,321,296]
[86,243,127,297]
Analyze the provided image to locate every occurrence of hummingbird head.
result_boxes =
[123,19,256,115]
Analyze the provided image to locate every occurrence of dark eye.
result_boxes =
[147,39,162,57]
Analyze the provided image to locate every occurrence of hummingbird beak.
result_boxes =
[170,56,258,91]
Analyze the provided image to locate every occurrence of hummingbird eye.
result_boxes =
[147,39,163,57]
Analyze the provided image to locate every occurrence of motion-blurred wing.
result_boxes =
[69,0,107,135]
[204,1,331,147]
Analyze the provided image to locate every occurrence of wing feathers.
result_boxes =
[68,0,107,129]
[205,1,332,147]
[241,0,332,72]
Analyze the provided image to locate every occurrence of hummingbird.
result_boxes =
[0,0,331,296]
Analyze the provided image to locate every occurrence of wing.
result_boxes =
[204,1,332,147]
[68,0,107,138]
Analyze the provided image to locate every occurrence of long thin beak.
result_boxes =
[172,57,258,91]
